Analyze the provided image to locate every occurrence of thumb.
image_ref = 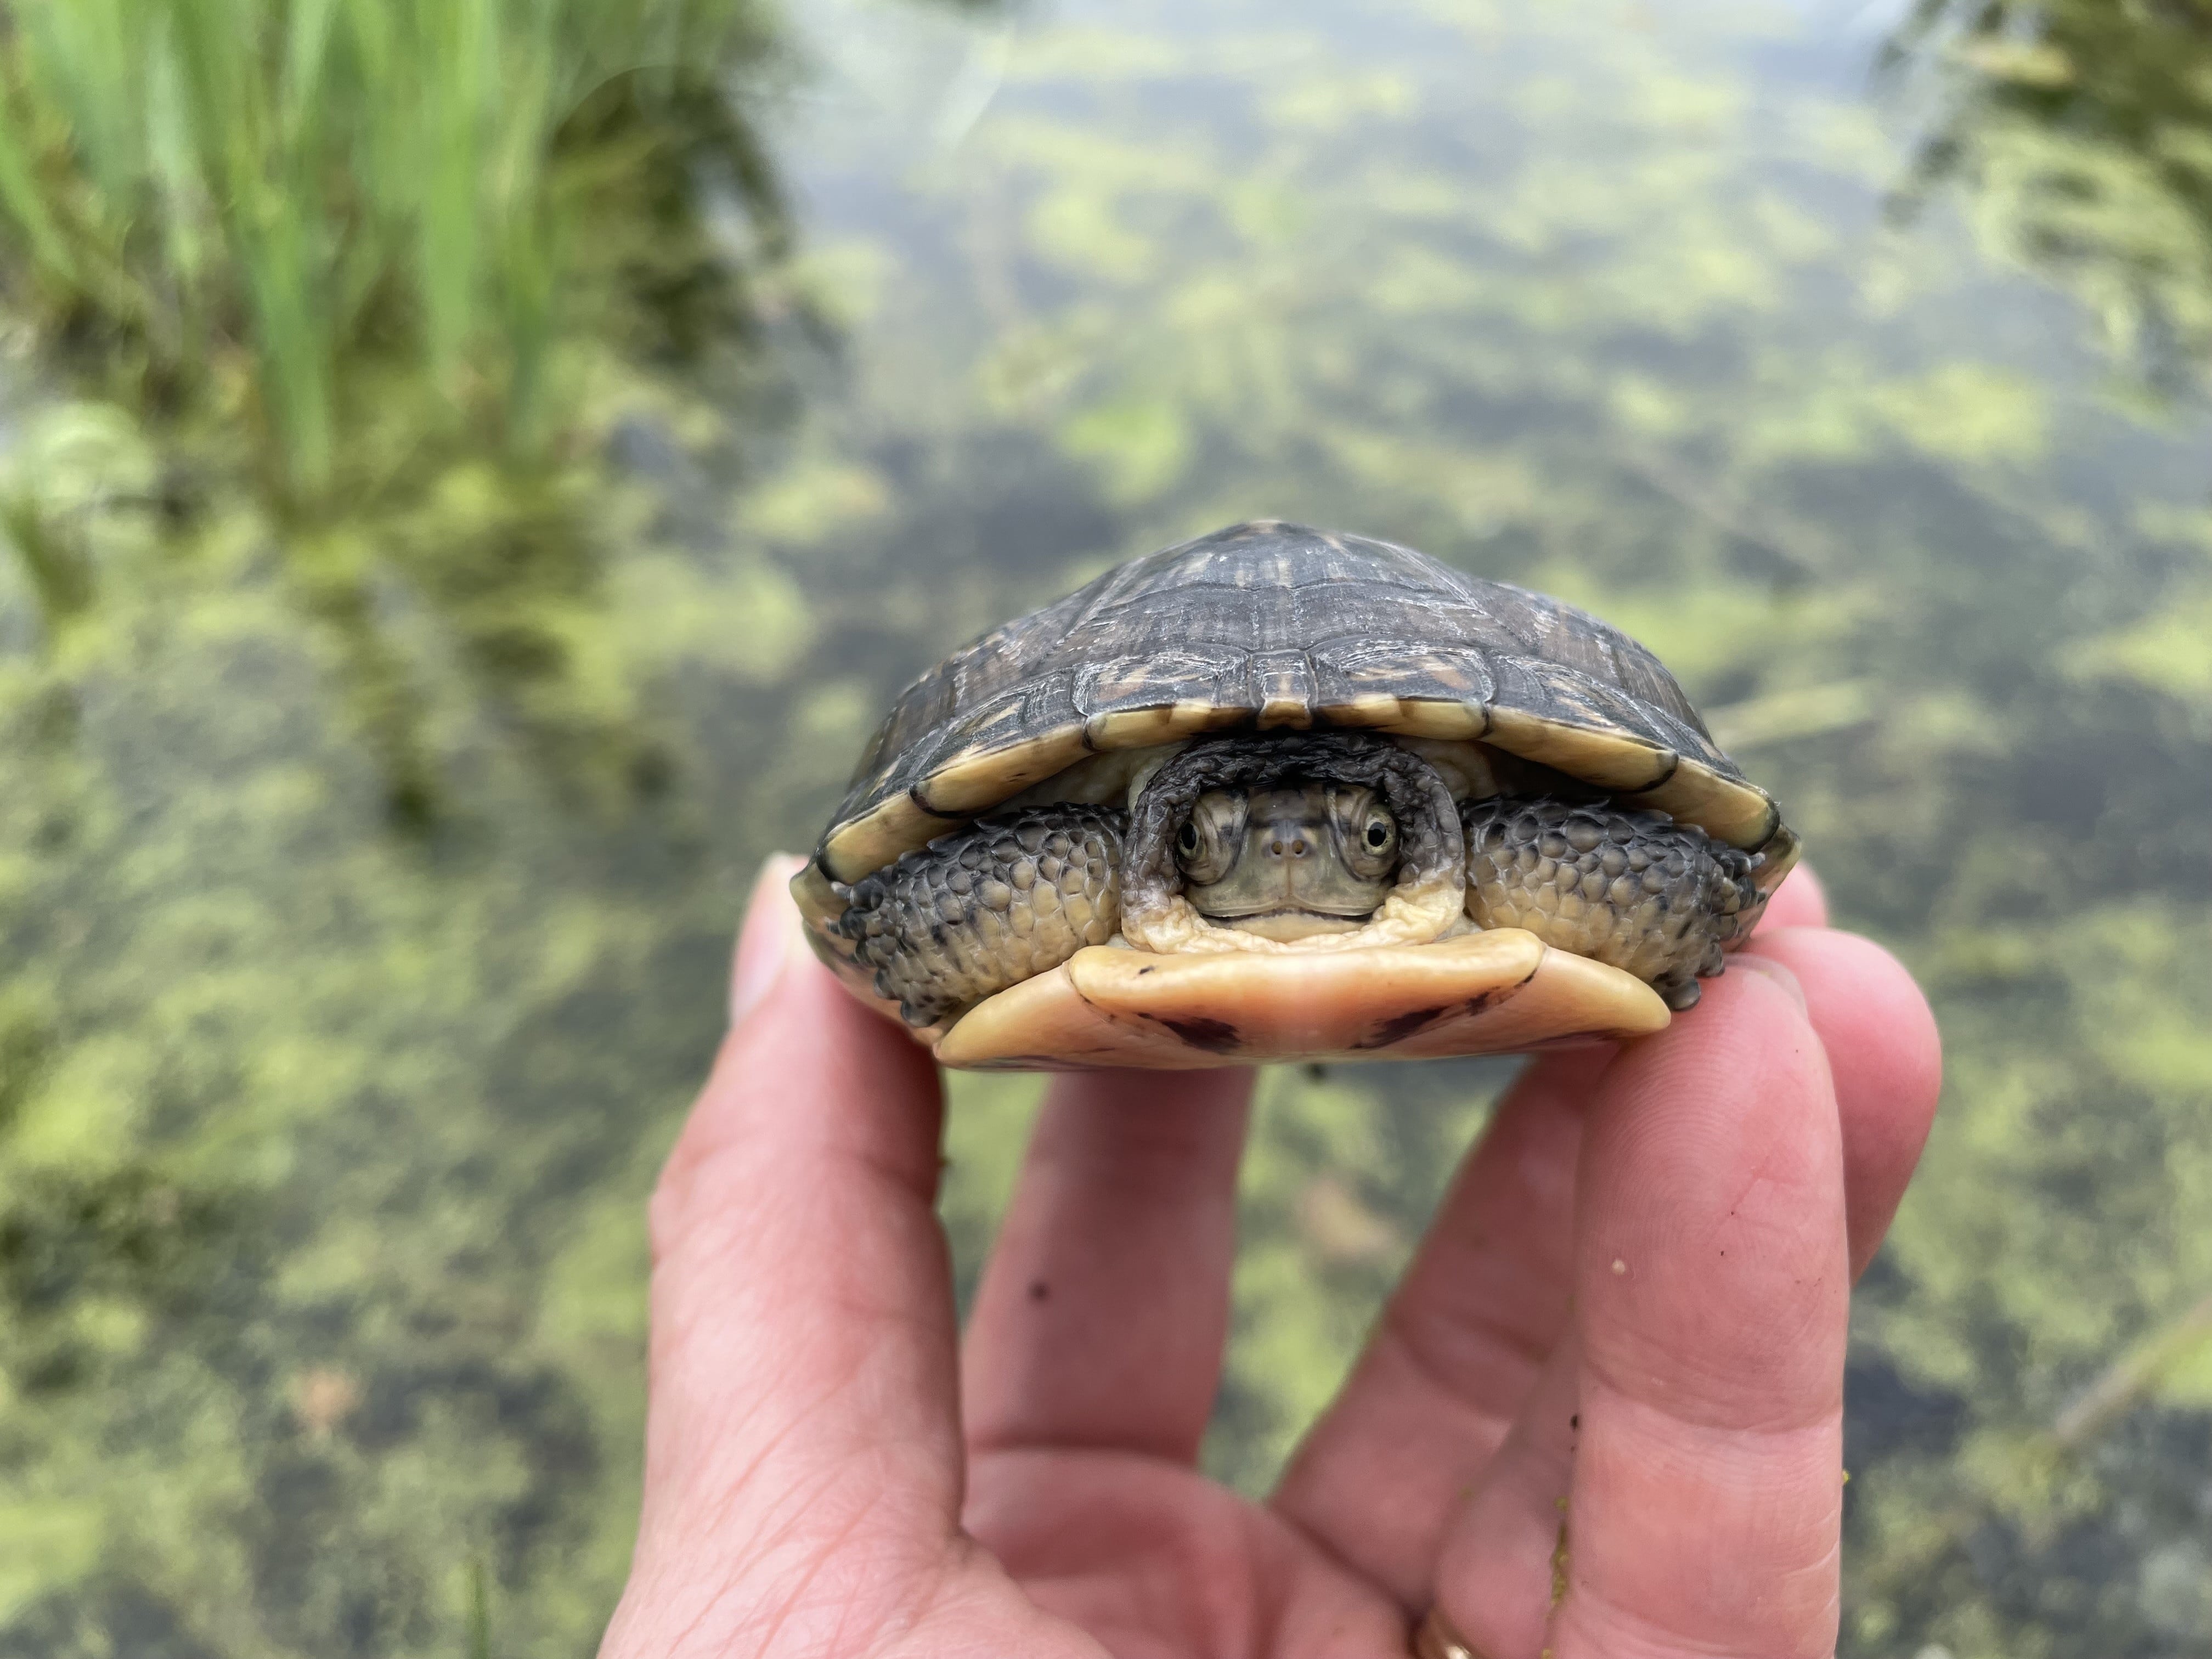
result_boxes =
[602,856,961,1657]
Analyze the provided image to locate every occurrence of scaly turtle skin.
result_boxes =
[793,521,1797,1070]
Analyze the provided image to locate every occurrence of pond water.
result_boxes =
[2,1,2209,1656]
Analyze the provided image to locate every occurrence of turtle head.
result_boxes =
[1118,731,1467,956]
[1173,783,1400,940]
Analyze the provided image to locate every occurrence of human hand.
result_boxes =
[600,858,1940,1658]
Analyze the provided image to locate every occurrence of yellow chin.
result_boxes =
[930,928,1669,1071]
[1205,910,1369,942]
[1119,871,1465,956]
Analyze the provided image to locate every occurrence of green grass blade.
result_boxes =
[464,1554,492,1659]
[0,79,78,283]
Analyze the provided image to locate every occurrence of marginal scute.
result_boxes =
[1619,758,1782,852]
[1250,649,1320,722]
[1482,706,1678,793]
[822,794,966,885]
[916,723,1092,814]
[790,860,846,934]
[1315,692,1406,728]
[1750,822,1803,891]
[1317,696,1489,742]
[1084,701,1243,749]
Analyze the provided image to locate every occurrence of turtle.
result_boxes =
[790,520,1799,1070]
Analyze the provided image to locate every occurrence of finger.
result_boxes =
[963,1065,1255,1464]
[1272,864,1827,1593]
[1442,968,1849,1659]
[1274,916,1932,1612]
[603,859,961,1656]
[1746,928,1940,1278]
[1269,1050,1606,1605]
[1434,939,1936,1651]
[1756,864,1827,933]
[1424,1325,1582,1656]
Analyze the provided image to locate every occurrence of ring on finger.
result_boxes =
[1412,1607,1485,1659]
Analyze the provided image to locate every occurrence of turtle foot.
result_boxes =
[1462,796,1762,1004]
[829,804,1126,1028]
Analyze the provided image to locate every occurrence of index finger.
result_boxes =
[1555,968,1849,1657]
[603,858,961,1656]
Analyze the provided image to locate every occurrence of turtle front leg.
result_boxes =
[1461,797,1765,1010]
[831,805,1127,1028]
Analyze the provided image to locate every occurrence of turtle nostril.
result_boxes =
[1290,837,1307,855]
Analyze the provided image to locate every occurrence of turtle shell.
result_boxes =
[813,520,1787,887]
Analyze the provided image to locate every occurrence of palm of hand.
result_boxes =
[963,1448,1391,1657]
[603,864,1938,1659]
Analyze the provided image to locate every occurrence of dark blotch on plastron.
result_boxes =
[1158,1014,1243,1053]
[1352,1004,1451,1051]
[1350,982,1520,1051]
[1460,986,1511,1017]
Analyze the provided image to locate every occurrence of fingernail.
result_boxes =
[730,853,810,1027]
[1733,951,1808,1011]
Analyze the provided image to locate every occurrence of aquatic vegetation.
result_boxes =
[0,0,812,830]
[1889,0,2212,401]
[0,0,789,498]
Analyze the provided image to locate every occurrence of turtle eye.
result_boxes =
[1173,792,1244,885]
[1333,788,1398,878]
[1356,810,1398,871]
